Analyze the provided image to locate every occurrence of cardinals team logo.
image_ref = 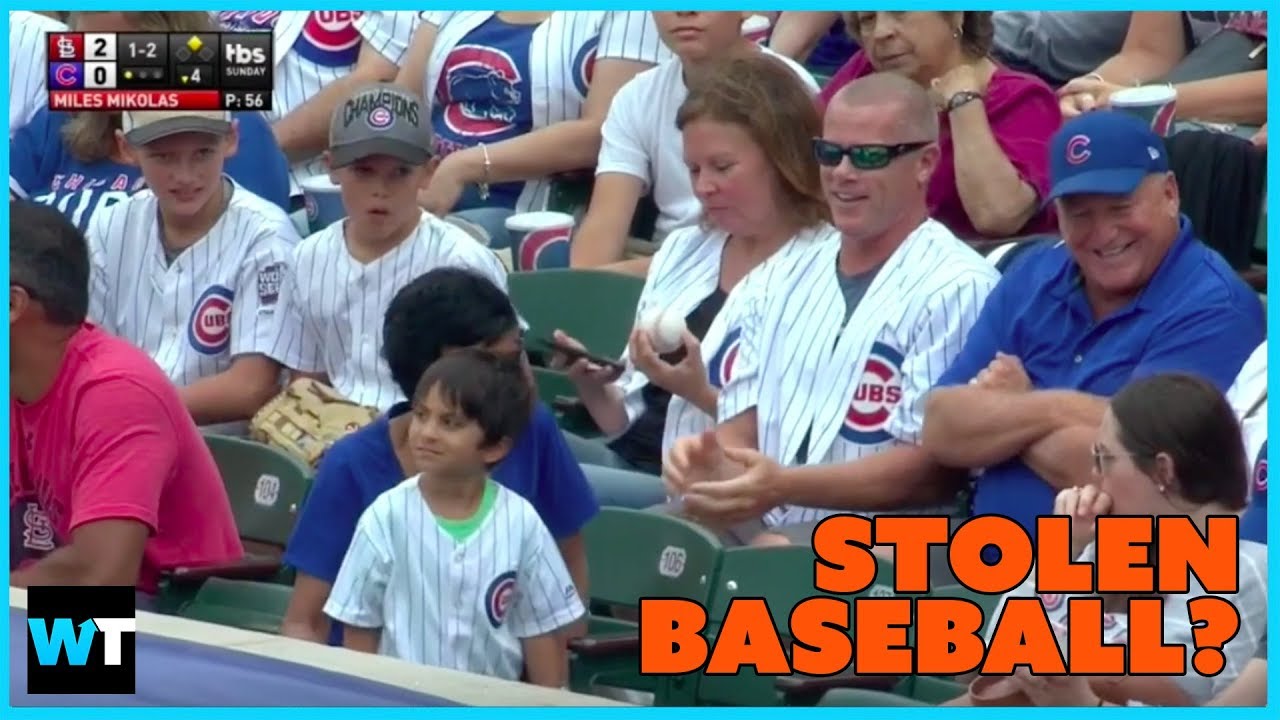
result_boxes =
[571,37,598,97]
[189,285,234,356]
[296,11,364,66]
[839,342,904,444]
[435,45,524,139]
[517,227,571,271]
[484,570,518,628]
[707,328,742,390]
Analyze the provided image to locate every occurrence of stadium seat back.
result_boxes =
[583,507,724,609]
[203,434,312,550]
[179,577,293,635]
[508,269,644,363]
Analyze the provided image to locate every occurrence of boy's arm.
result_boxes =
[508,510,587,680]
[322,506,393,643]
[521,633,568,689]
[343,626,382,654]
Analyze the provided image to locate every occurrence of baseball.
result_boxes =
[651,310,686,354]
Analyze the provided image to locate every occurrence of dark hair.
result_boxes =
[10,200,91,326]
[676,52,829,229]
[413,348,532,453]
[383,267,520,401]
[1110,373,1249,510]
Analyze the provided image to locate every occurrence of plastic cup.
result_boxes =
[298,175,347,236]
[505,211,574,271]
[1109,85,1178,137]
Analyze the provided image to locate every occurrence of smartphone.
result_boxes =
[538,336,625,372]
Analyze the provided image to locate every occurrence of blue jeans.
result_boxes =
[564,433,668,509]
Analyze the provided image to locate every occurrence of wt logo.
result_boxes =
[29,617,137,666]
[26,586,138,694]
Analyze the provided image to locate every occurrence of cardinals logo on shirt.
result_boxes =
[189,285,234,356]
[707,328,742,390]
[571,36,598,97]
[840,342,904,445]
[436,45,523,139]
[484,570,518,628]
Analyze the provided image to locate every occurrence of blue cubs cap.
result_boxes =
[1045,110,1170,203]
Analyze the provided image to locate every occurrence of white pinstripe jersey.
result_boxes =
[270,211,509,410]
[719,219,1000,527]
[989,540,1269,704]
[419,11,669,213]
[611,223,832,456]
[86,180,299,391]
[323,477,584,681]
[9,11,66,135]
[218,11,421,191]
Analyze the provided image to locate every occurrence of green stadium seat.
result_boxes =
[568,508,724,702]
[178,577,293,635]
[683,545,905,707]
[509,268,644,363]
[158,435,313,612]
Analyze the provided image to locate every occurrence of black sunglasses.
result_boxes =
[811,138,931,170]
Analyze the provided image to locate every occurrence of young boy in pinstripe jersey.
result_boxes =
[324,349,584,688]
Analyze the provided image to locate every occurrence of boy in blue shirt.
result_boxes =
[282,267,598,646]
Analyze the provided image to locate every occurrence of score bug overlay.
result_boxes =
[638,514,1244,679]
[46,30,272,111]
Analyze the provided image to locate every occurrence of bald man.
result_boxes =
[663,73,998,562]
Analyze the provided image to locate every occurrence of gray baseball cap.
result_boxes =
[329,83,432,168]
[122,110,232,145]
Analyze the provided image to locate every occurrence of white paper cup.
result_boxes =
[1109,85,1178,137]
[505,211,574,271]
[742,14,771,44]
[299,175,347,236]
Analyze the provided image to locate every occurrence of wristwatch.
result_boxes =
[945,90,984,113]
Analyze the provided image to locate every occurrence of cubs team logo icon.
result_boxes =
[518,227,571,271]
[484,570,518,628]
[188,285,234,356]
[1040,593,1065,612]
[296,11,365,66]
[571,37,599,97]
[367,105,394,130]
[1065,134,1091,165]
[435,45,524,139]
[839,342,905,445]
[707,327,742,390]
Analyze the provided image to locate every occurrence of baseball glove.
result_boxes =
[250,379,380,468]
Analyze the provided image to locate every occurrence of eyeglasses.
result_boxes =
[811,138,932,170]
[1091,443,1149,476]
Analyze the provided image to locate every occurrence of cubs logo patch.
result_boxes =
[839,342,905,445]
[435,45,524,140]
[707,327,742,390]
[367,105,395,130]
[296,11,365,66]
[517,226,571,271]
[1065,134,1091,165]
[189,285,234,356]
[484,570,518,628]
[571,37,598,97]
[257,262,283,306]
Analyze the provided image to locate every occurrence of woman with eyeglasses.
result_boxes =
[959,372,1268,706]
[818,11,1060,241]
[548,52,832,506]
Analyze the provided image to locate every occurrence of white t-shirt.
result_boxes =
[985,540,1269,704]
[324,477,585,681]
[595,47,818,240]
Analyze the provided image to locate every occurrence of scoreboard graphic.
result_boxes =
[46,32,273,111]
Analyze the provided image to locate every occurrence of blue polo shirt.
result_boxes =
[284,401,599,645]
[936,217,1264,534]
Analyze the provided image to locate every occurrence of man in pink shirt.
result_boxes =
[9,200,243,605]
